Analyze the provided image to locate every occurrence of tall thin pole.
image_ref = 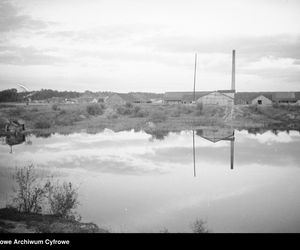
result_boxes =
[193,130,196,177]
[231,50,235,91]
[193,53,197,102]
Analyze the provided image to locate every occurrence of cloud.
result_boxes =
[0,0,47,32]
[0,45,65,65]
[141,34,300,60]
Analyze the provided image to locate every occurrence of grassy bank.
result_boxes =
[1,102,300,135]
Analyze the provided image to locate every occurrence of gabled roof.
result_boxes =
[196,129,234,143]
[235,92,273,103]
[164,91,212,101]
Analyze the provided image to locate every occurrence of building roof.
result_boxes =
[196,128,234,143]
[165,91,212,101]
[235,92,273,103]
[272,92,296,101]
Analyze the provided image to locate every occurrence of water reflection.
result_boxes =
[1,129,300,232]
[193,128,235,175]
[1,133,27,153]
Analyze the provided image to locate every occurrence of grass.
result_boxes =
[0,102,300,134]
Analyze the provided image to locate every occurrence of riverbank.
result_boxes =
[0,103,300,136]
[0,208,108,233]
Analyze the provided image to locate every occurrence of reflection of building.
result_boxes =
[5,133,26,153]
[193,128,235,176]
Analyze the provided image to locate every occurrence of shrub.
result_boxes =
[59,109,67,115]
[30,107,39,112]
[12,164,51,213]
[171,110,180,117]
[149,111,167,123]
[195,103,203,116]
[132,106,149,117]
[48,182,79,219]
[179,105,193,114]
[191,219,209,233]
[34,120,51,129]
[51,104,60,111]
[116,105,132,115]
[125,102,133,109]
[8,106,26,117]
[86,104,104,116]
[105,108,118,119]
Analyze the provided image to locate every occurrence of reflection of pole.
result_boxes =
[230,138,234,170]
[193,130,196,177]
[193,53,197,102]
[10,145,12,154]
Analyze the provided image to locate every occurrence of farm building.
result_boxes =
[196,90,235,106]
[250,95,272,105]
[272,92,297,104]
[164,91,210,104]
[235,92,300,105]
[164,90,234,106]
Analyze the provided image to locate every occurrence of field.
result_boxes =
[1,102,300,136]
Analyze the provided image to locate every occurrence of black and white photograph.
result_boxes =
[0,0,300,240]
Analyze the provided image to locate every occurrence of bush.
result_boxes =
[195,103,203,116]
[12,164,51,213]
[171,110,181,117]
[125,102,133,109]
[191,219,209,233]
[51,104,60,111]
[105,108,118,119]
[34,120,51,129]
[86,104,104,116]
[132,106,149,117]
[179,105,193,114]
[149,111,167,123]
[48,182,79,219]
[10,164,79,220]
[8,106,26,117]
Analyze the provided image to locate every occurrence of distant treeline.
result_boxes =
[0,88,81,102]
[0,88,164,102]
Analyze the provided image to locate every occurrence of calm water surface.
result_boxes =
[1,129,300,233]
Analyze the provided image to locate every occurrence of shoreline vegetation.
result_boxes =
[1,102,300,137]
[0,165,209,233]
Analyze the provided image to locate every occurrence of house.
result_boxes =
[250,95,272,105]
[272,92,297,104]
[235,92,273,105]
[164,91,210,104]
[196,90,235,106]
[235,92,300,105]
[164,90,235,106]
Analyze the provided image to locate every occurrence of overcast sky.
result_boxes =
[0,0,299,92]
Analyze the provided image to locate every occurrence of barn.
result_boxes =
[251,95,272,105]
[196,90,235,106]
